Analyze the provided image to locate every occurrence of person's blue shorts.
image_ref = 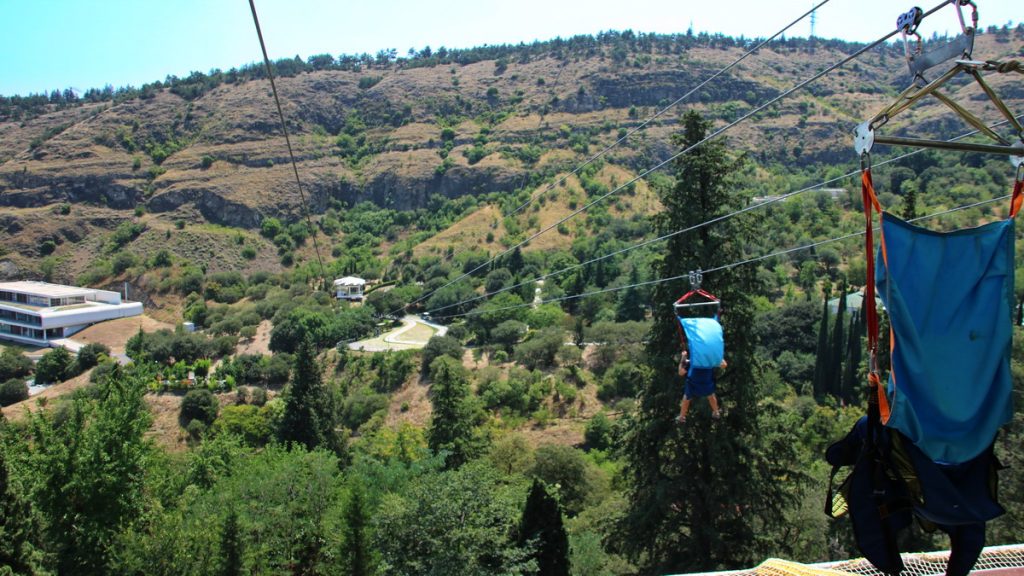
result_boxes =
[684,368,715,398]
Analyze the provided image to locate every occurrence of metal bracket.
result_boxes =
[688,269,703,290]
[908,28,975,79]
[854,122,875,156]
[1011,141,1024,171]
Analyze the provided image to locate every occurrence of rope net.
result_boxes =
[678,544,1024,576]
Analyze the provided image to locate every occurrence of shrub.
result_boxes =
[149,249,173,268]
[201,155,215,169]
[35,346,77,384]
[241,245,257,259]
[40,239,56,255]
[76,342,111,371]
[421,335,464,372]
[0,378,28,407]
[0,347,33,382]
[180,389,219,427]
[584,411,614,451]
[513,327,565,370]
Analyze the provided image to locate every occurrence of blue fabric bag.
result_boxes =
[677,316,724,369]
[876,214,1015,464]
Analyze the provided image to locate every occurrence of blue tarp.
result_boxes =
[678,316,724,369]
[877,214,1015,464]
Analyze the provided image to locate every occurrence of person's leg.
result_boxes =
[945,523,986,576]
[708,394,721,418]
[678,397,691,423]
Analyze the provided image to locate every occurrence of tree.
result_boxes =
[76,342,111,371]
[812,295,830,399]
[278,335,339,454]
[180,389,219,428]
[0,442,42,575]
[828,281,847,398]
[341,483,374,576]
[427,356,481,469]
[618,110,802,573]
[615,267,646,322]
[34,346,75,384]
[519,479,570,576]
[218,509,242,576]
[421,334,463,372]
[372,462,531,575]
[0,378,29,407]
[0,347,33,382]
[29,363,152,574]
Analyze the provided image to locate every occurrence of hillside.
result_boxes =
[1,30,1021,292]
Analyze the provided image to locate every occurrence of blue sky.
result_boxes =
[1,0,1018,96]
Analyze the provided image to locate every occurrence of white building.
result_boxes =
[0,281,143,346]
[333,276,366,300]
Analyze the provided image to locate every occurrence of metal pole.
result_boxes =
[872,135,1024,157]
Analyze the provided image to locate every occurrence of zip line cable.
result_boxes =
[249,0,327,285]
[505,0,832,217]
[422,117,1021,316]
[432,193,1011,320]
[390,0,952,319]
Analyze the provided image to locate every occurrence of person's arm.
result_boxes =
[678,352,689,376]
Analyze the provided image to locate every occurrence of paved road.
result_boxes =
[348,315,448,352]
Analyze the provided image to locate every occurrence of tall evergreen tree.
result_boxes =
[427,356,480,469]
[812,295,830,399]
[518,479,570,576]
[618,111,801,573]
[828,281,847,398]
[615,267,646,322]
[218,508,243,576]
[341,483,373,576]
[842,310,863,404]
[278,335,338,453]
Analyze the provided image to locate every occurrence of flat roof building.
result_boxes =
[333,276,367,301]
[0,281,143,346]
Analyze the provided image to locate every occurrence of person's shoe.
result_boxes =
[675,415,687,425]
[711,410,721,420]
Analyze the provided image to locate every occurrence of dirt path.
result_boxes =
[1,369,94,421]
[235,319,272,356]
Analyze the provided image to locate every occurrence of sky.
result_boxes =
[0,0,1019,96]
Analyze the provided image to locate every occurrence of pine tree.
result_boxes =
[518,479,570,576]
[427,356,479,469]
[218,509,243,576]
[278,335,337,453]
[618,111,801,573]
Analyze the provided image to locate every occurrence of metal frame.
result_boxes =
[857,1,1024,168]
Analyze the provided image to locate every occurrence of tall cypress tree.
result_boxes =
[842,310,863,404]
[812,296,830,399]
[828,281,847,398]
[518,479,570,576]
[618,111,800,573]
[615,267,646,322]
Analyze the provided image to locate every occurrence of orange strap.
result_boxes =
[1010,177,1023,218]
[861,169,891,424]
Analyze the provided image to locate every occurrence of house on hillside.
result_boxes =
[0,281,143,346]
[334,276,366,301]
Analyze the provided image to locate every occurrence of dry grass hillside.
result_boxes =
[1,31,1021,285]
